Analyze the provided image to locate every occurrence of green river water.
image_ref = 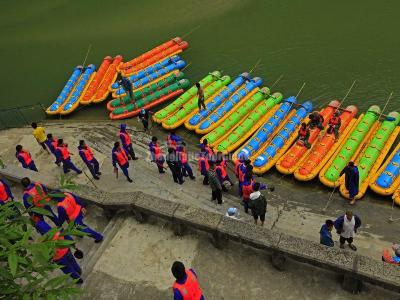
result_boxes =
[1,0,400,119]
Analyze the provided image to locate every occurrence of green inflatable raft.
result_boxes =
[153,71,222,124]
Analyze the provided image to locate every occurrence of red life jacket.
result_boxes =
[18,150,33,165]
[51,138,58,150]
[167,135,177,149]
[151,142,163,160]
[24,182,50,207]
[242,180,254,200]
[238,165,247,182]
[82,146,94,161]
[329,116,340,125]
[0,181,9,202]
[52,231,69,261]
[197,157,209,172]
[234,161,242,177]
[215,165,227,178]
[114,148,129,166]
[57,145,70,160]
[119,131,132,146]
[173,269,202,300]
[57,193,81,222]
[180,150,188,164]
[299,127,308,138]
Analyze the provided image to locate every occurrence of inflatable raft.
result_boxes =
[201,87,270,147]
[185,73,251,131]
[161,74,231,130]
[393,188,400,205]
[194,77,263,134]
[251,101,313,174]
[112,60,186,98]
[369,143,400,196]
[107,71,185,111]
[120,37,188,77]
[46,66,83,115]
[339,111,400,200]
[276,101,340,175]
[213,92,284,154]
[80,56,113,105]
[319,106,381,188]
[294,105,359,181]
[110,55,181,91]
[92,55,123,103]
[109,79,191,120]
[153,71,222,124]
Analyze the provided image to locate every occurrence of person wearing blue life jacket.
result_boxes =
[54,191,103,243]
[320,220,334,247]
[78,140,101,180]
[38,223,83,283]
[112,141,133,182]
[119,124,138,160]
[171,261,204,300]
[177,142,195,180]
[21,177,60,227]
[55,139,82,174]
[15,145,38,172]
[149,136,165,174]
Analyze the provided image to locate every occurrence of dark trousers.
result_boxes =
[182,163,194,178]
[141,119,149,130]
[55,250,82,280]
[74,213,103,242]
[202,173,209,185]
[198,97,206,110]
[119,163,131,179]
[126,144,136,159]
[243,200,250,213]
[171,168,184,184]
[212,189,222,204]
[27,162,38,172]
[339,236,354,245]
[39,142,48,151]
[44,205,61,226]
[86,158,100,177]
[62,158,81,174]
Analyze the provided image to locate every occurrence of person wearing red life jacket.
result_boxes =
[215,160,234,192]
[21,177,60,227]
[177,142,195,180]
[328,110,342,141]
[119,124,138,160]
[15,145,38,172]
[242,174,267,214]
[78,140,101,180]
[297,123,311,149]
[167,131,183,150]
[237,159,252,196]
[39,224,83,283]
[149,136,166,174]
[172,261,204,300]
[199,139,213,158]
[198,152,209,185]
[55,139,82,174]
[0,179,14,205]
[55,192,103,243]
[112,141,133,182]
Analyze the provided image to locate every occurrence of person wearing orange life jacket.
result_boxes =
[55,192,103,243]
[177,142,195,180]
[55,139,82,174]
[0,179,14,205]
[237,159,252,197]
[167,131,183,150]
[198,152,209,185]
[297,123,311,149]
[21,177,60,227]
[242,174,267,214]
[112,141,133,182]
[78,140,101,180]
[119,124,138,160]
[149,136,166,174]
[172,261,204,300]
[199,139,213,158]
[39,224,83,283]
[328,110,342,141]
[215,160,234,192]
[15,145,38,172]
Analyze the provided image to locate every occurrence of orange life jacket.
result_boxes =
[167,135,177,149]
[57,193,81,222]
[299,127,308,138]
[82,146,94,161]
[114,148,129,166]
[119,131,132,145]
[51,138,58,150]
[0,181,9,202]
[52,231,69,261]
[18,150,33,165]
[151,142,163,160]
[329,116,340,126]
[242,180,254,200]
[215,165,227,178]
[198,157,209,172]
[57,145,70,160]
[234,161,242,177]
[180,150,188,164]
[173,269,202,300]
[24,182,50,207]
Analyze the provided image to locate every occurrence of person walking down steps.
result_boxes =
[55,139,82,175]
[208,161,223,205]
[112,141,133,183]
[119,124,138,160]
[166,148,184,185]
[149,136,166,174]
[78,140,101,180]
[31,122,50,154]
[16,145,38,172]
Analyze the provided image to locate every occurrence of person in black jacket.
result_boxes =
[166,148,184,185]
[340,161,359,205]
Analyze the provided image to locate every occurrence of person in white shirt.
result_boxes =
[334,210,361,251]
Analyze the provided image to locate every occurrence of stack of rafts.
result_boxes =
[46,37,189,116]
